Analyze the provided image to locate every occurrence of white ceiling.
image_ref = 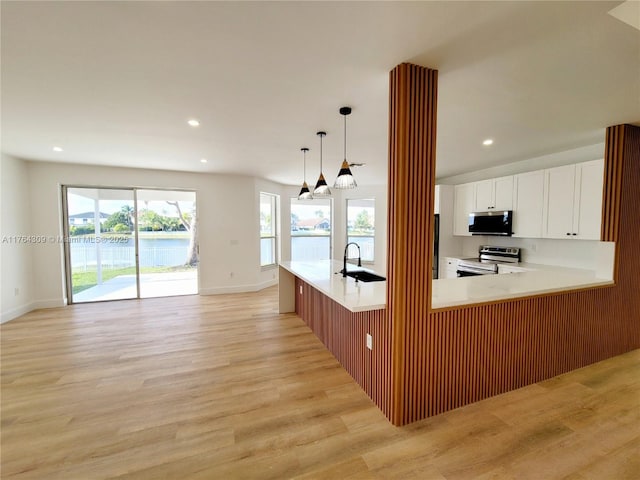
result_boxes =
[1,1,639,186]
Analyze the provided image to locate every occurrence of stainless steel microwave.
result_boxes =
[468,210,513,236]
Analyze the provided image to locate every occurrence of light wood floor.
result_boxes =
[2,287,638,479]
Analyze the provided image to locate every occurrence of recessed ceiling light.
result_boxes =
[187,119,200,127]
[200,158,208,163]
[52,146,63,152]
[483,139,494,146]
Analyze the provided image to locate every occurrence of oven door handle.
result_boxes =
[457,266,495,276]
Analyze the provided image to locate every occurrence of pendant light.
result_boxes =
[334,106,357,189]
[298,147,313,200]
[313,131,331,196]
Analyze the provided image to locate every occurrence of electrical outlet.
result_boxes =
[530,243,537,252]
[14,287,19,296]
[366,333,373,350]
[229,272,234,278]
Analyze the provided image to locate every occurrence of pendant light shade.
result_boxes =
[298,147,313,200]
[313,131,331,196]
[334,106,357,189]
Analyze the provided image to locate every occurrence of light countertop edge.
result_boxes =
[279,260,386,313]
[280,260,614,313]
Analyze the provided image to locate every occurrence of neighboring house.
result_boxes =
[68,212,109,226]
[295,218,330,231]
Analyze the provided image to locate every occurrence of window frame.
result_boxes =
[290,197,333,262]
[346,198,375,264]
[259,192,279,268]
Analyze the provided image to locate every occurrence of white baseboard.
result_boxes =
[1,298,66,324]
[200,278,278,296]
[1,302,35,324]
[33,298,66,309]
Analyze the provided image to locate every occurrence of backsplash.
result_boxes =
[461,236,606,271]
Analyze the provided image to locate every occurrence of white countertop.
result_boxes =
[431,266,613,309]
[279,260,386,312]
[280,260,614,313]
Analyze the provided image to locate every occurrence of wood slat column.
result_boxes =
[386,63,438,425]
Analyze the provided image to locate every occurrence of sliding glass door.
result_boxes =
[64,187,138,303]
[136,189,197,298]
[63,186,198,303]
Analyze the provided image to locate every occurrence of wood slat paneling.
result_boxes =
[387,62,438,425]
[295,281,390,416]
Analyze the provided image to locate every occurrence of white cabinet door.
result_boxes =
[453,183,475,236]
[573,159,604,240]
[473,176,513,211]
[543,164,576,239]
[494,176,514,210]
[440,257,461,279]
[513,171,544,238]
[474,180,493,211]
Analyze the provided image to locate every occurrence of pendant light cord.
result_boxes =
[344,114,347,160]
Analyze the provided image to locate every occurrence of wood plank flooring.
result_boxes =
[2,287,638,479]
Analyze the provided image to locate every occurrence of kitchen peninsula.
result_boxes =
[279,258,614,313]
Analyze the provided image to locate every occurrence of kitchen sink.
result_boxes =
[345,270,386,282]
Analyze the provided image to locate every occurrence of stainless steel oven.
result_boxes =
[457,245,520,277]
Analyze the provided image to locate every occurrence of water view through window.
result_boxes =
[290,198,332,261]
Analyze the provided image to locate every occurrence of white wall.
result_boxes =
[1,154,35,322]
[18,161,284,312]
[459,236,604,270]
[1,156,390,321]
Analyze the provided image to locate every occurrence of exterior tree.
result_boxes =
[166,201,198,266]
[354,210,373,231]
[104,206,134,232]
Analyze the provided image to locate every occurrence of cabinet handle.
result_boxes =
[566,232,571,236]
[572,233,577,236]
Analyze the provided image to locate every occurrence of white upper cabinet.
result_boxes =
[542,164,576,238]
[474,180,493,211]
[453,183,475,236]
[474,176,513,211]
[573,159,604,239]
[513,170,545,238]
[494,176,514,211]
[542,159,603,240]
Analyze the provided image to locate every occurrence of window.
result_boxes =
[290,198,332,261]
[347,198,375,262]
[260,193,278,267]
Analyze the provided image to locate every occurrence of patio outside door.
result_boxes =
[137,189,197,298]
[63,187,198,303]
[64,187,138,303]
